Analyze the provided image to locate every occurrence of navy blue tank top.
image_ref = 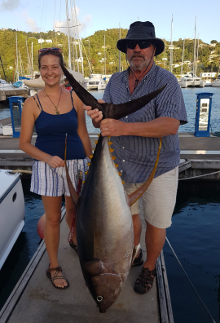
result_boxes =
[34,92,86,160]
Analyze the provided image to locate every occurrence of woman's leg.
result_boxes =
[42,195,68,288]
[65,195,77,244]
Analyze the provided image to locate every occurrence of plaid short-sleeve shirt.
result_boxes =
[103,63,188,183]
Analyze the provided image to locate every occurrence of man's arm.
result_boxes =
[100,117,180,137]
[84,102,180,138]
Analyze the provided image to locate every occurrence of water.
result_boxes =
[1,88,220,133]
[164,181,220,323]
[179,87,220,133]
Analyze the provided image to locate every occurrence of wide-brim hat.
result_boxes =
[117,21,164,56]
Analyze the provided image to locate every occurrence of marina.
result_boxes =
[0,88,220,322]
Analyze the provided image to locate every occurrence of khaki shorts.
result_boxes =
[124,167,178,229]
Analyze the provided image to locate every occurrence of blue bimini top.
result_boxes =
[34,92,86,160]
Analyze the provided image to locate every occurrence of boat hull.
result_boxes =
[0,170,25,270]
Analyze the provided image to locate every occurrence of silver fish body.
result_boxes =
[76,136,134,313]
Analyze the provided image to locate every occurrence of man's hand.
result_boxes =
[83,99,104,127]
[100,119,126,137]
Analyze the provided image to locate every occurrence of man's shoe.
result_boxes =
[134,267,156,294]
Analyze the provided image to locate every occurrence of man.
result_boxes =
[62,77,72,90]
[84,21,187,294]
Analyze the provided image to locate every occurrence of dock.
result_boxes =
[0,207,173,323]
[0,116,220,181]
[0,88,29,102]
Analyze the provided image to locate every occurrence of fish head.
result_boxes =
[92,272,124,313]
[81,259,129,313]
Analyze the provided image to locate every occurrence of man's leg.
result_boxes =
[134,167,178,294]
[144,222,166,270]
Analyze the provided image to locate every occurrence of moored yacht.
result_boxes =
[84,74,106,91]
[211,75,220,87]
[179,73,206,88]
[0,170,25,270]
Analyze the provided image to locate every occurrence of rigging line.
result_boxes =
[179,170,220,181]
[165,237,217,323]
[40,0,46,32]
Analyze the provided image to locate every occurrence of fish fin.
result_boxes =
[127,138,162,207]
[131,243,141,262]
[61,64,166,120]
[64,135,79,206]
[61,65,104,113]
[101,85,166,120]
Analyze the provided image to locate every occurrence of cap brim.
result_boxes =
[117,38,164,56]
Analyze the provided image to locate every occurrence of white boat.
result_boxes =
[84,74,106,91]
[0,170,25,270]
[211,75,220,87]
[179,73,206,88]
[0,79,13,90]
[23,69,85,91]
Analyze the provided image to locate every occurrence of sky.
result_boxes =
[0,0,220,44]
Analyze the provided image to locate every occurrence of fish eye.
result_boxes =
[97,296,103,302]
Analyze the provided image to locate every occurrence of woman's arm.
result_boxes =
[19,97,65,168]
[73,92,92,158]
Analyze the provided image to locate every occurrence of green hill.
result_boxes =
[0,28,220,82]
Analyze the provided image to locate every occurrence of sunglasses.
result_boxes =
[38,47,61,54]
[126,41,152,50]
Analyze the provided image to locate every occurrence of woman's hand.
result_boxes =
[46,156,65,168]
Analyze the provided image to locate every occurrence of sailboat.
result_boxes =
[23,0,85,93]
[179,19,205,88]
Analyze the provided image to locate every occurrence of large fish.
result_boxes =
[61,65,164,312]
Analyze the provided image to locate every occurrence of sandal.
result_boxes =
[131,249,143,267]
[46,265,69,289]
[134,267,156,294]
[69,240,78,253]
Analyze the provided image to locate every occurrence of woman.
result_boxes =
[20,48,92,289]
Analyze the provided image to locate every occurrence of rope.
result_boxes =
[213,132,220,137]
[165,237,217,323]
[179,170,220,181]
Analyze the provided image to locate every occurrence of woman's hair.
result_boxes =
[38,49,65,69]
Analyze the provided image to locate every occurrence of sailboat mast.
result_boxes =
[104,34,106,77]
[119,23,121,73]
[169,15,173,73]
[196,34,199,76]
[181,38,185,75]
[31,42,33,79]
[72,0,84,75]
[193,17,196,77]
[16,32,19,81]
[65,0,72,69]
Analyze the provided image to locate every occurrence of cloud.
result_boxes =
[0,0,20,11]
[22,9,40,32]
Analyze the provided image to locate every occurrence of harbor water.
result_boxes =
[1,87,220,133]
[0,88,220,322]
